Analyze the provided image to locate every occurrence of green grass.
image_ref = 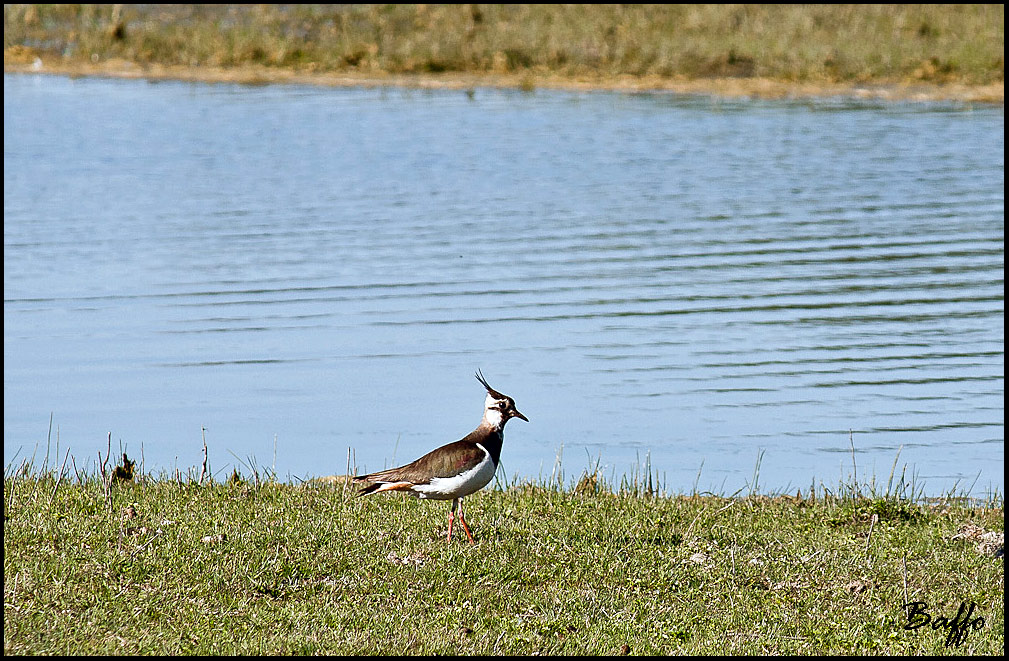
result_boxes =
[3,4,1004,86]
[3,451,1003,655]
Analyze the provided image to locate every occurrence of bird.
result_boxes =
[353,370,528,543]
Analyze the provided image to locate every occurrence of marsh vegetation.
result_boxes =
[3,4,1004,99]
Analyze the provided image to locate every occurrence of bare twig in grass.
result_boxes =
[550,444,564,490]
[965,470,982,500]
[886,444,903,498]
[212,464,232,483]
[729,544,737,579]
[748,449,765,497]
[865,513,878,556]
[71,454,84,485]
[492,631,506,655]
[27,441,40,480]
[199,427,209,485]
[47,448,71,508]
[9,571,19,609]
[716,500,736,515]
[902,553,909,606]
[5,445,24,480]
[99,432,111,482]
[98,432,113,511]
[645,450,654,497]
[129,528,165,561]
[849,429,857,498]
[6,474,15,520]
[692,460,704,497]
[345,446,353,496]
[43,412,53,473]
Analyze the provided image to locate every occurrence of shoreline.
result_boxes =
[5,58,1004,104]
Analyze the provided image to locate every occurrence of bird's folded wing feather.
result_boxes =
[356,440,486,485]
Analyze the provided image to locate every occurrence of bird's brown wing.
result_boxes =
[354,440,486,487]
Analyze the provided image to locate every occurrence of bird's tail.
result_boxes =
[353,477,383,497]
[352,473,414,497]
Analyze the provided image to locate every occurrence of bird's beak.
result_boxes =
[512,409,529,422]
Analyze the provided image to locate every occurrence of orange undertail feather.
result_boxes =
[354,479,415,496]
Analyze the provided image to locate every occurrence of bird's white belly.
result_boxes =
[414,444,496,500]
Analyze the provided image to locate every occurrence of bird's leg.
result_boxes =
[457,498,475,544]
[447,498,458,542]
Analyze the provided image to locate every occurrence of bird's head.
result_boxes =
[476,370,528,428]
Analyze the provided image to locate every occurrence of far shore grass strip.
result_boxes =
[3,448,1003,655]
[3,5,1004,101]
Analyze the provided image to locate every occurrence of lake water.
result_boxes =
[3,73,1004,497]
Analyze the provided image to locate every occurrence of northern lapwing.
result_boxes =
[353,370,527,543]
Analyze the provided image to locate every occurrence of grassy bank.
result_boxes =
[3,4,1004,101]
[3,454,1003,655]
